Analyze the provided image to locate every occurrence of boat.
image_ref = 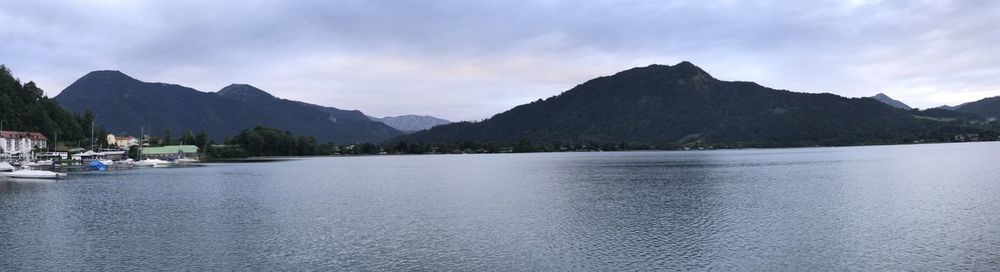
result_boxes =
[151,161,176,168]
[2,169,67,179]
[132,159,167,167]
[134,158,169,167]
[175,158,198,164]
[0,162,14,172]
[87,160,108,171]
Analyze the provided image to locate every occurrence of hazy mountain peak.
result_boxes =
[218,84,275,99]
[869,93,912,110]
[371,115,452,132]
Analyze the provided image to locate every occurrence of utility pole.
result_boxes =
[90,120,95,151]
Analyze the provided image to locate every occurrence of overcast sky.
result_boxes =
[2,0,998,121]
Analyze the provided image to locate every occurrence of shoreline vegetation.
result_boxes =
[202,135,1000,162]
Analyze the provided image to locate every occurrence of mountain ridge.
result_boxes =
[954,96,1000,119]
[399,62,994,147]
[55,71,403,143]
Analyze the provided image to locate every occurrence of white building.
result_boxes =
[106,134,139,148]
[0,130,48,154]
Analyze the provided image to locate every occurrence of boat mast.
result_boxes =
[90,120,95,151]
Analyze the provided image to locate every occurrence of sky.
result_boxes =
[1,0,998,121]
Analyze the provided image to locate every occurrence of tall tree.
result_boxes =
[162,129,172,146]
[180,131,195,145]
[194,130,209,149]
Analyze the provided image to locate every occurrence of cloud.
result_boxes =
[1,0,998,120]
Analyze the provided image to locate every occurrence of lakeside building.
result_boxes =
[142,145,199,161]
[0,130,48,154]
[72,150,109,161]
[106,134,139,148]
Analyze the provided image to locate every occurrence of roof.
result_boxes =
[0,130,47,140]
[142,145,199,155]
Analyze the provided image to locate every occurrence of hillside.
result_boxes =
[400,62,992,147]
[0,65,97,147]
[955,96,1000,119]
[55,71,402,143]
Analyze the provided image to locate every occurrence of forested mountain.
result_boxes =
[55,71,403,143]
[954,96,1000,119]
[870,93,912,110]
[370,115,451,133]
[400,62,995,147]
[215,84,403,143]
[0,65,102,148]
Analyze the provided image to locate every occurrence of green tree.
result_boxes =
[180,130,195,145]
[194,130,209,149]
[162,129,172,146]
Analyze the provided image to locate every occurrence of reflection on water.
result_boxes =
[2,143,1000,270]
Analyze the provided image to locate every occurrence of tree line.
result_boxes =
[0,65,108,151]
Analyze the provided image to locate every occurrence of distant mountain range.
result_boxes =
[55,71,403,143]
[369,115,451,133]
[869,93,1000,120]
[399,62,997,147]
[870,93,912,110]
[51,65,1000,148]
[947,96,1000,120]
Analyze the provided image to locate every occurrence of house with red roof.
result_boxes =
[0,130,48,154]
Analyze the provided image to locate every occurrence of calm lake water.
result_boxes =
[2,143,1000,271]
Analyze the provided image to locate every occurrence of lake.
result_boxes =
[2,143,999,271]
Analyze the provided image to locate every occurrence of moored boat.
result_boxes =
[0,162,14,172]
[134,158,169,167]
[175,158,198,164]
[2,169,67,179]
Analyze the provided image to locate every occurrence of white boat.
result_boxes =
[35,160,54,166]
[2,169,67,179]
[151,161,175,168]
[175,158,198,164]
[0,162,14,172]
[134,158,169,167]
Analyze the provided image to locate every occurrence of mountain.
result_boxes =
[954,96,1000,119]
[370,115,451,133]
[55,71,403,143]
[399,62,992,147]
[870,93,912,110]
